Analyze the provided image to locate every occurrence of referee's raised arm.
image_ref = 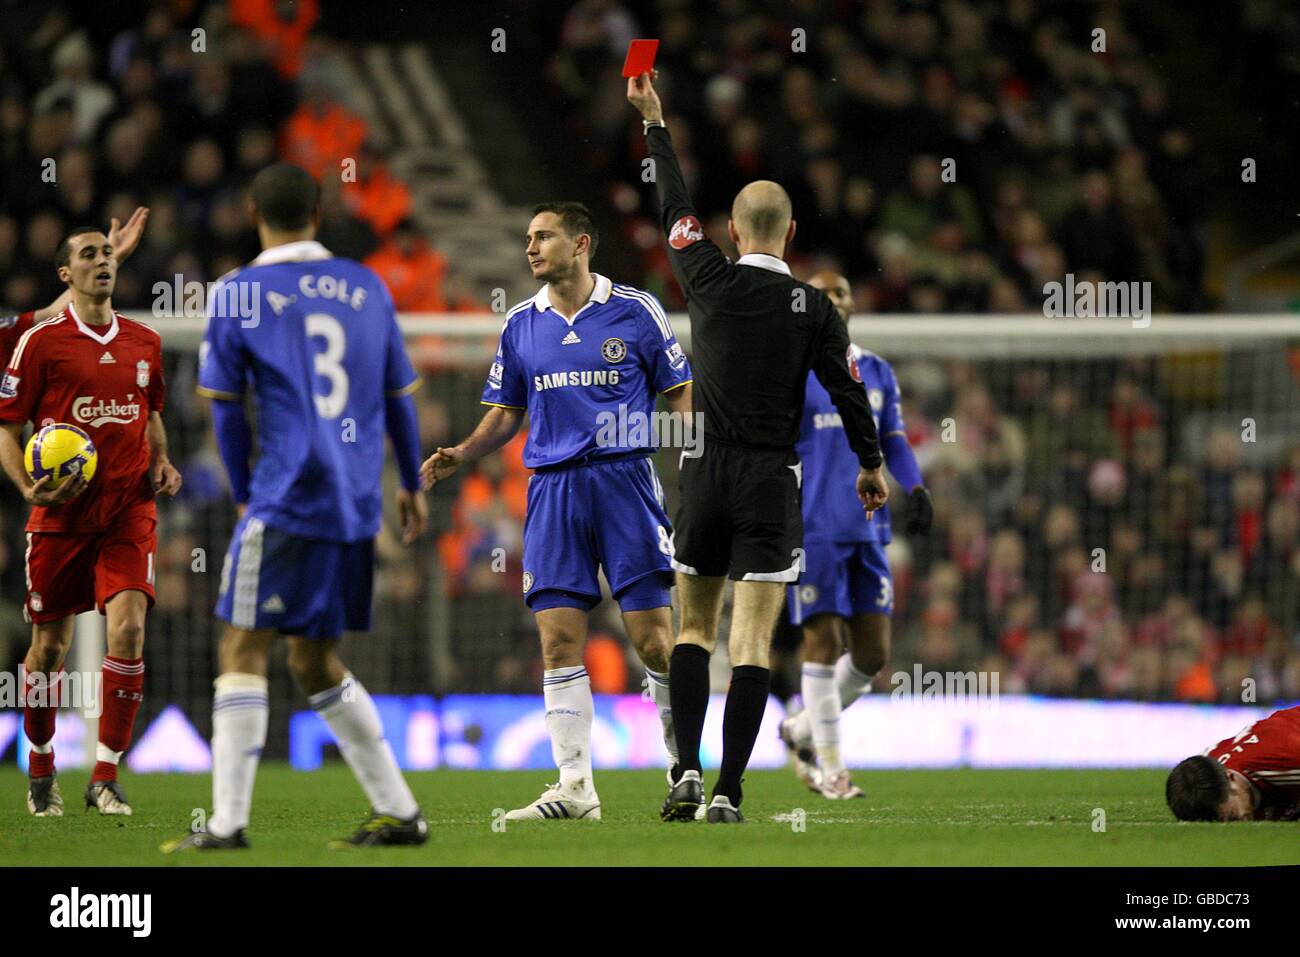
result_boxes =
[631,76,732,304]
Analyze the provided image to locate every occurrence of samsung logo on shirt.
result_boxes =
[813,412,844,430]
[534,370,622,392]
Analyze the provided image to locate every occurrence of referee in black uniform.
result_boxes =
[628,72,889,823]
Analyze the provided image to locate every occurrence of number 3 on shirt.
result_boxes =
[307,313,349,419]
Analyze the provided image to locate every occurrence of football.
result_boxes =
[23,422,98,490]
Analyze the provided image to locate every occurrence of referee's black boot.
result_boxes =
[661,768,704,821]
[705,794,745,824]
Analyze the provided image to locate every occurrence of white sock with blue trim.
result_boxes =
[801,662,843,774]
[310,672,418,820]
[208,672,268,838]
[791,654,876,746]
[543,666,594,795]
[645,668,677,767]
[834,653,875,705]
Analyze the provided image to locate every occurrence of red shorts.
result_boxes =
[23,507,157,624]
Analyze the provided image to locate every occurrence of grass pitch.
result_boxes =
[1,765,1294,867]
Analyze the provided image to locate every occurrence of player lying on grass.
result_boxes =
[422,201,692,822]
[1166,704,1300,821]
[0,207,181,818]
[164,164,428,851]
[779,271,932,799]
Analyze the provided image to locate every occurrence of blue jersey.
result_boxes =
[797,344,904,544]
[482,273,692,469]
[198,240,420,542]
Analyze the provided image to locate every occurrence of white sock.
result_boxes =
[801,662,843,774]
[208,672,268,838]
[310,673,418,820]
[645,668,677,767]
[791,654,877,744]
[543,666,594,795]
[835,653,875,706]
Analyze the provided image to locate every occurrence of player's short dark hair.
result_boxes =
[532,201,598,259]
[251,163,320,231]
[1166,755,1229,821]
[56,227,106,270]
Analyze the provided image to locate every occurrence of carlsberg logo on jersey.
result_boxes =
[73,395,142,427]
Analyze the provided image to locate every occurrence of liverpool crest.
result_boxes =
[136,359,150,388]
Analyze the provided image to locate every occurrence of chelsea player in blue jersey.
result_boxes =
[422,202,692,821]
[779,272,933,800]
[165,164,429,851]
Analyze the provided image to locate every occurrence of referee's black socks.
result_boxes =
[669,643,711,775]
[714,664,771,807]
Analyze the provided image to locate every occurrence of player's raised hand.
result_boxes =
[856,466,889,518]
[396,488,428,545]
[420,447,464,490]
[26,473,88,507]
[109,206,150,262]
[627,70,663,123]
[151,458,183,496]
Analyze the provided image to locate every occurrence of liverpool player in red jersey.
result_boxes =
[1166,704,1300,821]
[0,220,180,817]
[0,208,149,368]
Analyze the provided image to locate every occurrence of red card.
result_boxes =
[622,39,659,78]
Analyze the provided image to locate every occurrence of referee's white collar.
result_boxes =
[252,239,333,265]
[535,273,613,316]
[736,252,792,275]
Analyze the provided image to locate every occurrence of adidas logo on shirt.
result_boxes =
[561,330,581,345]
[260,594,286,613]
[99,352,115,364]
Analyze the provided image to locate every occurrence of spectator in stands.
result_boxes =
[365,218,450,312]
[342,142,412,237]
[282,77,367,179]
[230,0,320,79]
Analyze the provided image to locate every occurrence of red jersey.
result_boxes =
[0,304,165,532]
[1206,705,1300,821]
[0,310,36,369]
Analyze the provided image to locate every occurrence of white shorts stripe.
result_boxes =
[740,555,802,583]
[645,458,665,508]
[231,518,265,629]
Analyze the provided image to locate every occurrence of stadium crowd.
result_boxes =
[552,0,1207,312]
[0,0,1296,721]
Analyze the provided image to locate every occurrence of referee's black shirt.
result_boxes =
[646,124,883,471]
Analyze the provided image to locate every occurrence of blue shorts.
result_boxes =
[523,454,673,614]
[215,515,374,639]
[788,539,892,624]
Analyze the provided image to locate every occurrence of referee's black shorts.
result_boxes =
[670,441,802,582]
